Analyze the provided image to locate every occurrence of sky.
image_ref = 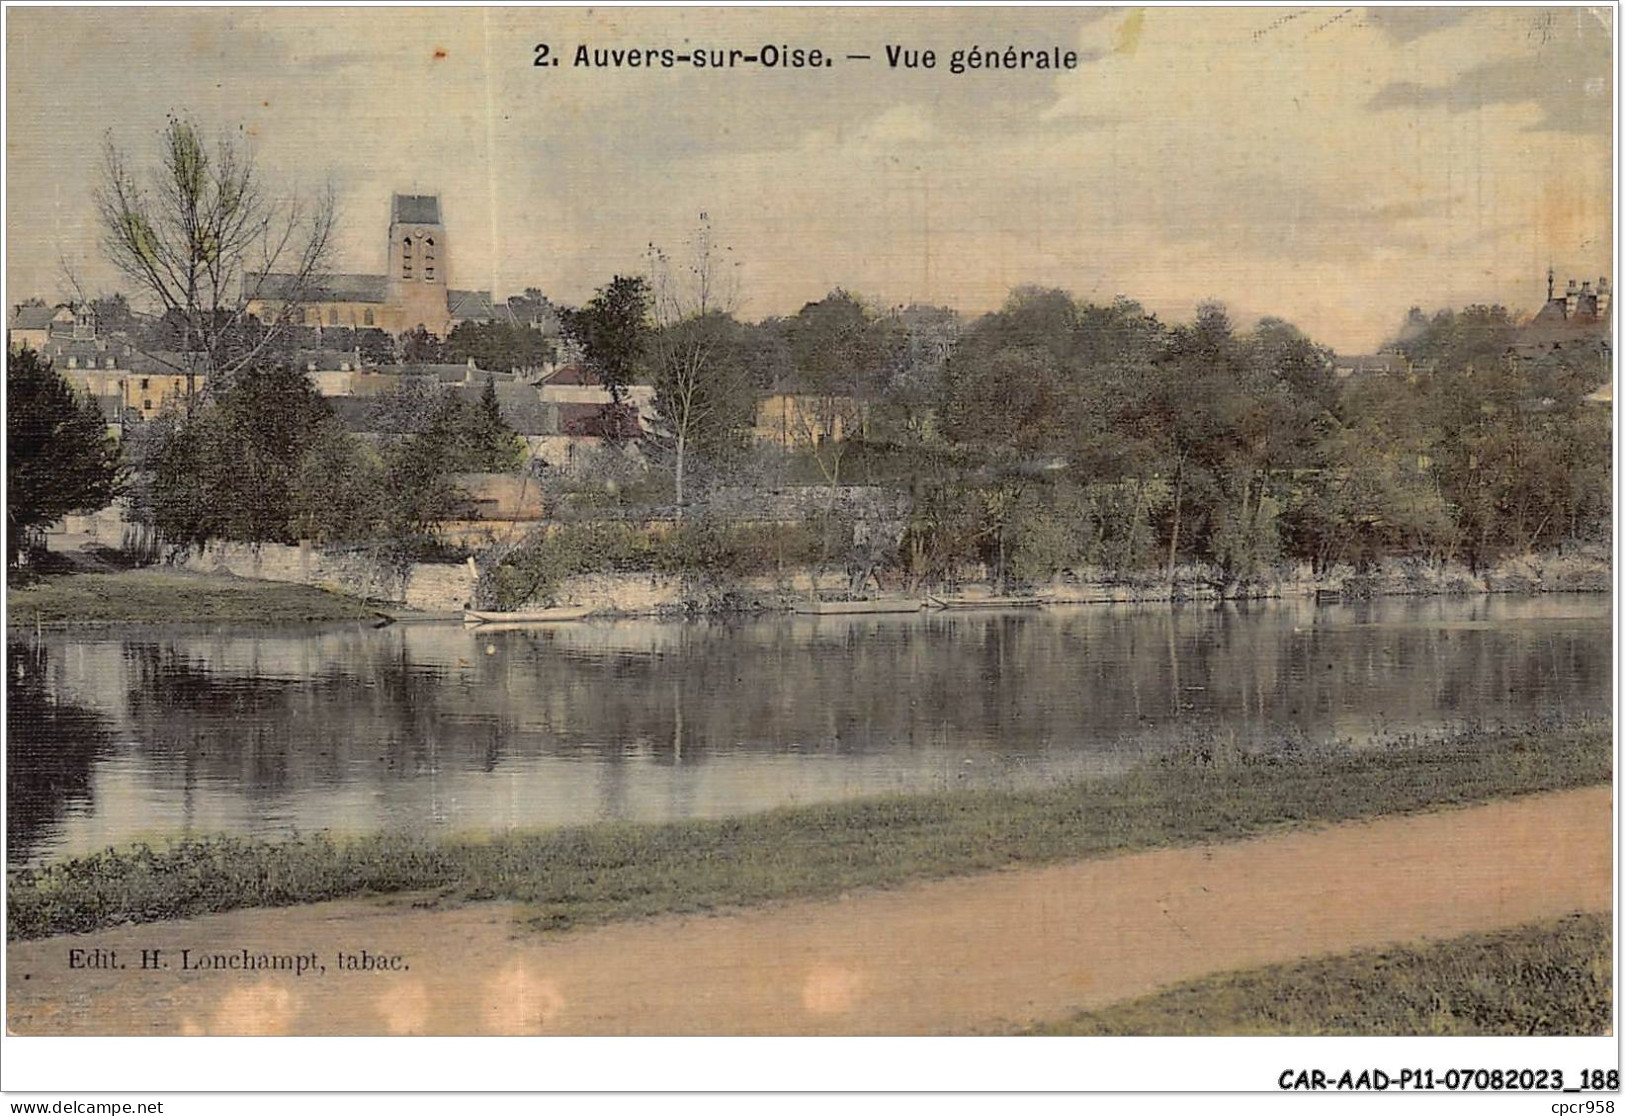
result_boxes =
[5,5,1614,351]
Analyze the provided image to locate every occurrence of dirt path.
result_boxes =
[8,787,1611,1035]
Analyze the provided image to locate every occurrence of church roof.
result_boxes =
[254,272,391,304]
[393,194,442,224]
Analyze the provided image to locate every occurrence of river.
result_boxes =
[7,594,1611,867]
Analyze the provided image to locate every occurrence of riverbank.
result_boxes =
[1026,912,1611,1036]
[9,785,1608,1035]
[9,718,1609,941]
[15,539,1610,623]
[7,569,382,626]
[541,543,1613,616]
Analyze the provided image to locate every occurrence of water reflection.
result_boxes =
[7,594,1612,865]
[7,642,115,861]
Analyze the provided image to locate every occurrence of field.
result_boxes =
[1029,913,1611,1036]
[8,569,380,625]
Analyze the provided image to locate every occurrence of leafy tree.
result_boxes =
[289,422,384,544]
[645,219,754,517]
[647,311,756,513]
[877,304,959,442]
[399,325,448,364]
[562,275,652,405]
[377,436,470,560]
[446,320,556,374]
[7,348,124,565]
[785,290,896,492]
[146,367,332,544]
[940,287,1085,454]
[97,114,335,400]
[368,377,522,472]
[505,289,564,332]
[468,375,525,471]
[738,317,794,393]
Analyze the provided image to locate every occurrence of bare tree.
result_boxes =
[645,214,752,520]
[97,114,335,403]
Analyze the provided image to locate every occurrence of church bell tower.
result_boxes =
[387,194,449,335]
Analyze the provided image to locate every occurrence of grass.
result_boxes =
[7,569,379,625]
[1027,912,1612,1036]
[6,718,1610,942]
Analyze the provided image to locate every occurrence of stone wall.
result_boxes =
[165,537,1609,618]
[171,541,477,612]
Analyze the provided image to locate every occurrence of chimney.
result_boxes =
[1598,277,1611,319]
[1566,279,1579,317]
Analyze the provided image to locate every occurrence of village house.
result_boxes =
[1331,352,1407,379]
[1518,270,1612,364]
[753,393,866,449]
[537,363,656,422]
[35,331,204,432]
[8,302,95,352]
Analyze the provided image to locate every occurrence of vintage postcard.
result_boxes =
[2,0,1616,1095]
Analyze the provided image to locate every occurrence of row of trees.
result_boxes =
[130,371,521,560]
[557,272,1608,586]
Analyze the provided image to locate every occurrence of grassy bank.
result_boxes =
[7,719,1610,941]
[7,569,379,625]
[1028,912,1611,1036]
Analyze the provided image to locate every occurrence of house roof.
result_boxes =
[125,350,194,376]
[397,362,481,382]
[542,363,600,386]
[393,194,442,225]
[290,348,359,371]
[452,382,553,434]
[505,296,562,330]
[447,289,496,321]
[554,401,641,436]
[43,340,115,367]
[11,304,58,331]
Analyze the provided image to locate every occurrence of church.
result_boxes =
[248,194,496,336]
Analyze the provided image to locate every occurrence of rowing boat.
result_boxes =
[925,595,1044,611]
[463,607,593,625]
